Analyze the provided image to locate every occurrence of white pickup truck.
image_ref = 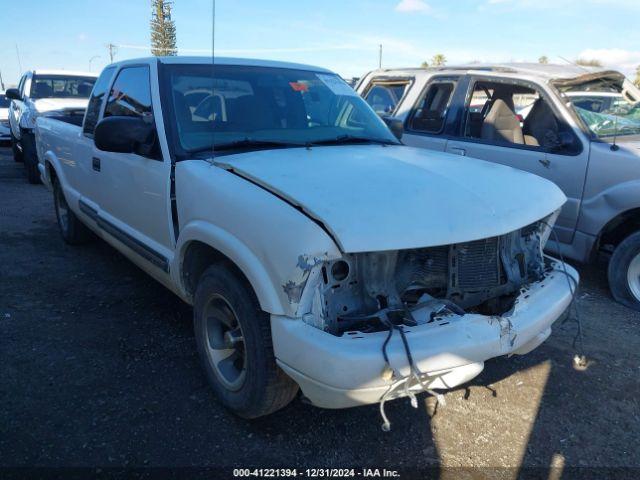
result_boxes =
[5,69,97,183]
[35,57,578,420]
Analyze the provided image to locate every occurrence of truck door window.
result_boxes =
[408,81,455,134]
[83,67,116,136]
[104,66,153,118]
[363,81,410,115]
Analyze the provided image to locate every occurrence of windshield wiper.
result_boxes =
[306,135,398,146]
[186,139,305,156]
[214,139,305,152]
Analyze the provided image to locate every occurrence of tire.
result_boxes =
[608,231,640,311]
[193,263,299,418]
[53,178,92,245]
[21,131,41,184]
[10,130,23,163]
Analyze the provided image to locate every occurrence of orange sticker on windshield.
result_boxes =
[289,82,309,92]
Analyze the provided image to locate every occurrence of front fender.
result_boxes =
[174,221,339,316]
[579,179,640,236]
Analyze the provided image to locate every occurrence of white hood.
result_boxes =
[33,98,89,113]
[215,145,566,253]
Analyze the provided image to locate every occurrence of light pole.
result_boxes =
[89,55,101,72]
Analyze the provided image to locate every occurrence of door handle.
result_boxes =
[449,147,466,156]
[538,158,551,168]
[92,157,101,172]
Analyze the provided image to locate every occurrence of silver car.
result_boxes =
[357,63,640,311]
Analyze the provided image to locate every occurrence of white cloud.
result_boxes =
[395,0,432,14]
[577,48,640,76]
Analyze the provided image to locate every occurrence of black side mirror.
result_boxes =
[5,88,21,101]
[94,116,157,155]
[382,116,404,141]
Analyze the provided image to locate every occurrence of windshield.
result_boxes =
[561,79,640,138]
[30,75,96,100]
[164,64,399,155]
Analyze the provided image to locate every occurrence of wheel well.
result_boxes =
[181,241,253,300]
[598,208,640,252]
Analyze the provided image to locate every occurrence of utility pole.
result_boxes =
[378,44,383,69]
[106,43,117,63]
[0,69,5,91]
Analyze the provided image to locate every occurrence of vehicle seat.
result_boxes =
[523,99,560,148]
[481,98,524,144]
[34,82,53,98]
[77,84,92,96]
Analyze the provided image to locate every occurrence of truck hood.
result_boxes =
[33,98,89,113]
[214,145,566,253]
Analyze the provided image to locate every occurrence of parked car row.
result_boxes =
[5,57,635,422]
[357,63,640,312]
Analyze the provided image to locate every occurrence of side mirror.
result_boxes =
[382,116,404,141]
[5,88,21,101]
[94,116,156,155]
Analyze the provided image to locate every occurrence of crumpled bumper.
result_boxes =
[271,258,578,409]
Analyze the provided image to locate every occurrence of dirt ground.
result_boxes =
[1,146,639,479]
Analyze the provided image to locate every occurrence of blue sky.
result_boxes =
[1,0,639,87]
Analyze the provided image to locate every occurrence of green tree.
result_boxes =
[635,65,640,87]
[538,55,549,64]
[575,58,602,67]
[420,61,429,68]
[151,0,177,56]
[431,54,446,67]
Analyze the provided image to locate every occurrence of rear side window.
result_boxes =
[364,81,410,115]
[0,95,9,108]
[409,81,455,134]
[104,66,153,118]
[83,67,116,136]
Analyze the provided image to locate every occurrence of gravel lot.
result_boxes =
[1,146,639,478]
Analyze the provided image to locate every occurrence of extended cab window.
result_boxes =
[463,80,578,152]
[83,67,116,136]
[364,81,410,115]
[409,81,455,134]
[104,66,153,118]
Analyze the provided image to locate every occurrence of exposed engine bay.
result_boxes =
[303,219,552,336]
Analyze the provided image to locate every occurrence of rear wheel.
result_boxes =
[193,264,298,418]
[53,178,92,245]
[608,231,640,311]
[10,131,23,163]
[21,131,41,184]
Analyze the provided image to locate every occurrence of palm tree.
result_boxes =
[575,58,602,67]
[635,65,640,88]
[431,54,446,67]
[420,61,429,68]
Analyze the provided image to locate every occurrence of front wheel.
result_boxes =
[608,231,640,311]
[193,264,298,418]
[53,178,92,245]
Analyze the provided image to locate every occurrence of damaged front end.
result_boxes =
[299,214,558,336]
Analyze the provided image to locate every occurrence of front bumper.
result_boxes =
[272,257,578,409]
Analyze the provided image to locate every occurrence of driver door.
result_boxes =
[91,65,173,270]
